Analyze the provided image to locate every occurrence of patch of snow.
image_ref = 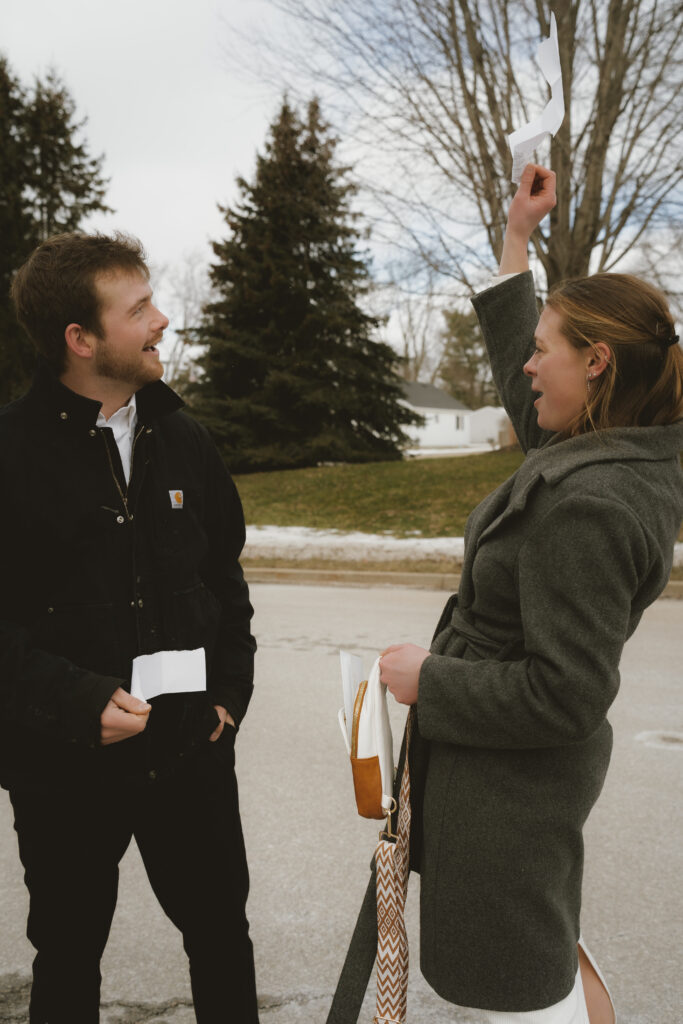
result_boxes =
[404,444,495,458]
[244,525,465,562]
[244,525,683,568]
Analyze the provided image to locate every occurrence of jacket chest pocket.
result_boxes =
[148,486,207,568]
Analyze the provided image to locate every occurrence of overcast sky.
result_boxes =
[4,0,285,288]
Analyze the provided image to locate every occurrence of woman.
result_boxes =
[377,165,683,1023]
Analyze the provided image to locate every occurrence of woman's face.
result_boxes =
[523,306,591,432]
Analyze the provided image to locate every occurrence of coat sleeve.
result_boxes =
[199,438,256,726]
[417,495,651,749]
[471,271,552,454]
[0,618,123,747]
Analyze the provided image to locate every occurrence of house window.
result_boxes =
[455,415,464,430]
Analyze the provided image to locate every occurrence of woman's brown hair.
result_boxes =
[545,273,682,434]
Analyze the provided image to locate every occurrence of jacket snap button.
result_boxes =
[146,427,153,434]
[116,515,125,524]
[148,769,157,780]
[130,600,135,608]
[137,598,144,608]
[89,429,97,437]
[47,607,54,614]
[59,411,68,420]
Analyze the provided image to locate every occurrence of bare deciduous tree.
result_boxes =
[625,226,683,325]
[153,249,216,390]
[259,0,683,294]
[394,272,445,382]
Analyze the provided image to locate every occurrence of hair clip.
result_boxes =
[655,322,679,348]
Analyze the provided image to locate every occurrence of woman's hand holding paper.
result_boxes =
[499,164,556,275]
[379,643,430,706]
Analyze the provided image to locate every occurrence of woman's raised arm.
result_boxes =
[471,164,557,451]
[499,164,556,275]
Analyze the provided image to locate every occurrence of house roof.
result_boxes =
[402,380,471,411]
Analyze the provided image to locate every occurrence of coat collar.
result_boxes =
[533,421,683,484]
[25,360,184,430]
[502,421,683,515]
[471,420,683,564]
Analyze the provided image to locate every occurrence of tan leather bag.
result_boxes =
[338,655,394,820]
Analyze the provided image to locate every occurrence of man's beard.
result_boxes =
[94,338,163,389]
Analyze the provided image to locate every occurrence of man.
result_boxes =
[0,232,259,1023]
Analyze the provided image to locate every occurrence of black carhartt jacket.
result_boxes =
[0,362,256,788]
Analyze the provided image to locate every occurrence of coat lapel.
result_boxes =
[460,423,683,608]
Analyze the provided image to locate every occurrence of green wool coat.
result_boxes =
[327,272,683,1019]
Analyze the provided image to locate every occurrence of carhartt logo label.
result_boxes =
[169,490,184,509]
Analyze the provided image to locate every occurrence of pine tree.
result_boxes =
[187,98,417,472]
[0,58,110,404]
[0,59,34,404]
[438,309,500,410]
[21,69,110,240]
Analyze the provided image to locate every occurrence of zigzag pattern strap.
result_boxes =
[374,709,413,1024]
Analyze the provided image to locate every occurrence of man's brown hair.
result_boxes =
[546,273,683,434]
[10,232,149,373]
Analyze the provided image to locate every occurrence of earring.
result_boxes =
[586,372,595,395]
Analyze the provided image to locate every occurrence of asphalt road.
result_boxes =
[1,584,681,1024]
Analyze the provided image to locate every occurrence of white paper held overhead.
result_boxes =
[507,13,564,183]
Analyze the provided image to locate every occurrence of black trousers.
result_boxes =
[9,730,259,1024]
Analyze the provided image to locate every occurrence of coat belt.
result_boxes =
[449,607,525,662]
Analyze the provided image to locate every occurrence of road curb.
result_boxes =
[243,566,683,599]
[244,566,460,590]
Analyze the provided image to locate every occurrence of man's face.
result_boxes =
[90,271,169,390]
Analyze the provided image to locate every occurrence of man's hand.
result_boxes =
[210,705,236,742]
[499,164,557,275]
[379,643,430,706]
[100,687,151,745]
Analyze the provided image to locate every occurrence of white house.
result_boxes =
[401,381,471,447]
[467,406,515,447]
[401,383,515,449]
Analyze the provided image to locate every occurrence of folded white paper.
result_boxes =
[130,648,206,702]
[507,13,564,183]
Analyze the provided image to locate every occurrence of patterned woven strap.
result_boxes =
[374,708,413,1024]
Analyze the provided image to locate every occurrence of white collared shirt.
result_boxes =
[96,395,138,483]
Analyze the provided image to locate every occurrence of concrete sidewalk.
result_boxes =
[1,584,681,1023]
